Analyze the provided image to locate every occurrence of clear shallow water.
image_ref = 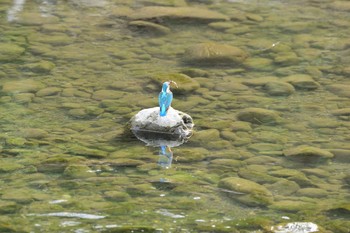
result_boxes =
[0,0,349,232]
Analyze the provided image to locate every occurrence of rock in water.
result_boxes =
[129,107,194,146]
[183,42,248,66]
[272,222,318,233]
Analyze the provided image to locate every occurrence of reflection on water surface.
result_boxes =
[0,0,349,232]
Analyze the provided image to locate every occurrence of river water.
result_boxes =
[0,0,349,232]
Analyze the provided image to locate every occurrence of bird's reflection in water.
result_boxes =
[158,145,173,169]
[131,129,188,169]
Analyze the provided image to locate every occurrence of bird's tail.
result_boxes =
[160,104,167,116]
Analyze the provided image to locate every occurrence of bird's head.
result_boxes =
[162,80,178,92]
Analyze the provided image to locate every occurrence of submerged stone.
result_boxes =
[92,90,124,100]
[283,145,334,161]
[128,6,229,22]
[0,43,25,62]
[36,87,61,97]
[128,20,171,35]
[218,177,273,206]
[13,93,35,104]
[183,42,248,65]
[266,179,300,196]
[63,165,95,178]
[327,84,350,98]
[330,1,350,11]
[263,81,295,96]
[0,160,24,172]
[175,148,208,162]
[270,200,315,212]
[67,144,108,158]
[238,167,279,184]
[21,128,48,139]
[244,57,273,71]
[269,168,312,186]
[236,108,281,125]
[23,60,56,73]
[2,80,45,94]
[331,108,350,116]
[150,73,200,94]
[296,188,329,198]
[283,74,320,90]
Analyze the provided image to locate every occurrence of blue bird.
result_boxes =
[158,81,177,117]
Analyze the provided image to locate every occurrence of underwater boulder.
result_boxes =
[283,145,334,163]
[128,6,229,22]
[183,42,248,66]
[236,107,281,125]
[218,177,273,207]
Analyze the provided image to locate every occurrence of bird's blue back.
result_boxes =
[159,90,173,116]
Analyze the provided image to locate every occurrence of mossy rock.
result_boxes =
[326,203,350,218]
[231,121,252,131]
[22,60,56,73]
[236,108,281,125]
[6,137,27,146]
[92,90,124,100]
[327,84,350,98]
[218,177,273,206]
[263,81,295,96]
[183,42,248,66]
[283,145,334,163]
[109,158,145,167]
[268,168,312,186]
[209,159,244,171]
[36,87,61,97]
[0,43,25,62]
[36,156,74,173]
[14,93,36,103]
[21,128,48,139]
[101,226,157,233]
[104,191,130,202]
[232,217,272,232]
[296,188,329,198]
[191,129,221,145]
[0,201,19,214]
[269,200,316,212]
[128,20,171,35]
[238,167,280,184]
[63,164,95,178]
[126,183,154,196]
[244,57,273,71]
[128,6,229,22]
[175,147,208,162]
[266,179,300,195]
[0,160,24,172]
[150,73,200,94]
[67,144,108,158]
[283,74,320,90]
[2,80,45,94]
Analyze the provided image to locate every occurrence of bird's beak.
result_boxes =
[169,80,178,88]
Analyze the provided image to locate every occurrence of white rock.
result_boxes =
[273,222,318,233]
[130,106,194,146]
[133,107,182,129]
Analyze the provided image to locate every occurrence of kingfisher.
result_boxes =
[158,81,178,117]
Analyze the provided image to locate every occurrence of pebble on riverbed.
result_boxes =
[283,145,334,161]
[183,42,248,66]
[236,107,281,125]
[218,177,274,207]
